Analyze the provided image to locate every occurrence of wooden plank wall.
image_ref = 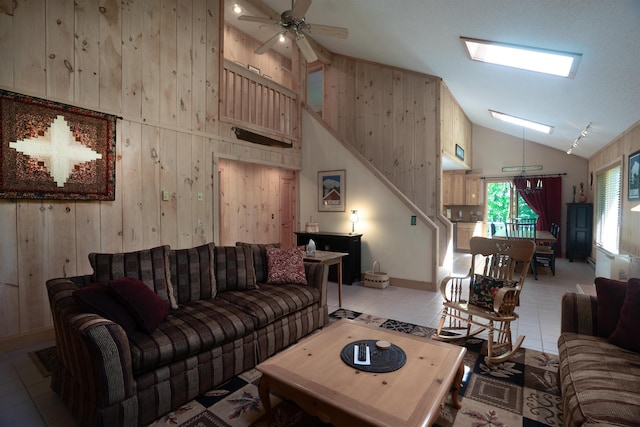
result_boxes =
[218,158,294,245]
[0,0,302,342]
[440,82,472,169]
[322,55,440,216]
[588,119,640,256]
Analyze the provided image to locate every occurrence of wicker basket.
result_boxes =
[364,261,389,289]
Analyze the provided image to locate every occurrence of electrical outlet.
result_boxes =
[197,192,203,201]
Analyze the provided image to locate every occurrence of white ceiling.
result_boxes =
[228,0,640,159]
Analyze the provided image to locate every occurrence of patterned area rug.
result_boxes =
[145,309,562,427]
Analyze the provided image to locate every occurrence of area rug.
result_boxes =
[29,345,58,377]
[148,309,563,427]
[32,310,563,426]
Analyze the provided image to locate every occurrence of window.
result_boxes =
[485,180,537,234]
[595,164,621,252]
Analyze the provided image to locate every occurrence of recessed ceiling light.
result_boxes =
[489,110,554,134]
[233,4,242,14]
[461,37,582,78]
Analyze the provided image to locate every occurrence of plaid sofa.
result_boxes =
[558,293,640,426]
[46,243,329,427]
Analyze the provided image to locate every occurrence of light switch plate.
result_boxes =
[162,190,170,201]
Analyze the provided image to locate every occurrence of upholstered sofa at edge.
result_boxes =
[46,242,329,427]
[558,292,640,426]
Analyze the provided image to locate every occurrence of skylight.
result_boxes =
[489,110,554,134]
[461,37,582,78]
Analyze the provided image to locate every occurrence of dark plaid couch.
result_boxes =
[46,243,329,427]
[558,293,640,426]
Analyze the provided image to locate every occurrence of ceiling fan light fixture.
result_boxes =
[461,37,582,78]
[489,110,554,134]
[233,3,242,14]
[279,33,286,43]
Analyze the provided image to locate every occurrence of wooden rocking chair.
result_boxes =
[434,236,536,364]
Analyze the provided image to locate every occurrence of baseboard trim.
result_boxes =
[0,326,55,353]
[389,277,435,292]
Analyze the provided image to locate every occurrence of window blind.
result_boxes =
[595,164,621,252]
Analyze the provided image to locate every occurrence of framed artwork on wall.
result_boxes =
[455,144,464,161]
[628,150,640,201]
[0,89,117,200]
[318,170,345,212]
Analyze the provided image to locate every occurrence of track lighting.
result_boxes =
[567,122,592,155]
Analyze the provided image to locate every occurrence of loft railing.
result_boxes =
[221,59,299,142]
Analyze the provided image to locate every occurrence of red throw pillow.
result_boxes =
[108,277,169,333]
[608,277,640,352]
[73,283,138,336]
[594,277,628,338]
[266,246,307,285]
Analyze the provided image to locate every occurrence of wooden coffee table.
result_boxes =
[257,319,466,426]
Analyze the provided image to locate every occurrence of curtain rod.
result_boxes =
[480,172,567,180]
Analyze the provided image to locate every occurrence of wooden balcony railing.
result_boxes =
[221,60,299,142]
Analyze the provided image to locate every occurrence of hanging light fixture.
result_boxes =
[515,128,543,194]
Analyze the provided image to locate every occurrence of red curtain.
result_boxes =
[514,176,562,255]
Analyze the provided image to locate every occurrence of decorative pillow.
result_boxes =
[469,274,516,310]
[214,246,257,292]
[89,245,178,309]
[594,276,628,337]
[169,243,216,304]
[266,246,307,285]
[108,277,169,334]
[73,283,138,336]
[608,277,640,352]
[236,242,281,283]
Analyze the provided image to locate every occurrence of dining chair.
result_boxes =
[504,219,538,279]
[434,236,536,364]
[535,223,559,276]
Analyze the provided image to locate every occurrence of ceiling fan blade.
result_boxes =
[291,0,312,18]
[295,34,318,62]
[304,23,348,39]
[238,15,278,25]
[256,32,285,55]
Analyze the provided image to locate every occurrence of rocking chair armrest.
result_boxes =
[492,286,522,315]
[439,274,472,302]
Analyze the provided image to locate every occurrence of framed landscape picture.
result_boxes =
[629,150,640,201]
[318,170,345,212]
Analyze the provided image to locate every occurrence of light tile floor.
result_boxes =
[0,256,595,426]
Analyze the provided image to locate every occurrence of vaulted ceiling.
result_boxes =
[227,0,640,159]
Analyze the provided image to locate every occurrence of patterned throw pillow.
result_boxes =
[469,274,516,310]
[169,243,216,304]
[89,245,178,309]
[266,246,307,285]
[235,242,281,283]
[214,246,257,292]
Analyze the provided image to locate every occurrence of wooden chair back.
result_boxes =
[469,236,536,285]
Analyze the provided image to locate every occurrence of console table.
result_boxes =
[295,232,362,285]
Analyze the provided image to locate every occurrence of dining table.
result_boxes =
[492,229,557,243]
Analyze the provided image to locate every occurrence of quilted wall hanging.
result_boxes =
[0,89,117,200]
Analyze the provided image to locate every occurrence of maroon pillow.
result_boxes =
[73,283,138,336]
[594,277,627,337]
[608,278,640,352]
[108,277,169,333]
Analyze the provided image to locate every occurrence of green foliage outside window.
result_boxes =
[486,181,538,223]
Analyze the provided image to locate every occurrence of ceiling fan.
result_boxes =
[238,0,348,63]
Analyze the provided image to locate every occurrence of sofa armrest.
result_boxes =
[560,292,598,335]
[304,262,328,307]
[46,278,136,407]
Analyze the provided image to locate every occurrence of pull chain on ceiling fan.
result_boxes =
[238,0,348,63]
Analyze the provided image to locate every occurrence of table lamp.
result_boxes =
[349,209,359,234]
